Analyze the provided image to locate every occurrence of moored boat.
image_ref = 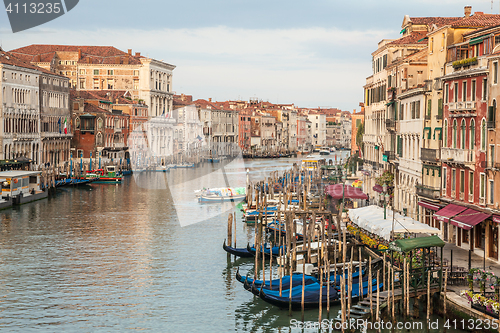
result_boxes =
[87,166,123,184]
[222,241,253,258]
[197,187,246,202]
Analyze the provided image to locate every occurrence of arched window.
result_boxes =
[461,119,466,149]
[96,132,103,146]
[443,119,448,147]
[470,119,475,150]
[453,119,457,148]
[97,118,103,130]
[481,119,486,150]
[75,117,80,129]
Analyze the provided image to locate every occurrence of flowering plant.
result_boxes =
[461,290,500,314]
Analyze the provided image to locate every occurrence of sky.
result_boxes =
[0,0,498,111]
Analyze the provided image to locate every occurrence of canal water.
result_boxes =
[0,153,467,332]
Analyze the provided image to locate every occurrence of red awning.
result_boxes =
[418,201,441,211]
[325,184,368,200]
[493,215,500,223]
[433,203,467,222]
[450,208,491,230]
[373,184,383,193]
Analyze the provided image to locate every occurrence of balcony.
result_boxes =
[383,151,396,162]
[441,147,475,169]
[385,119,396,132]
[488,121,495,129]
[416,184,441,200]
[424,80,432,92]
[482,161,500,170]
[448,101,476,115]
[421,148,440,163]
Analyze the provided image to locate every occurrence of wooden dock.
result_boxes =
[336,287,441,321]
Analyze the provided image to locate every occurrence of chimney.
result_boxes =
[209,98,212,102]
[135,52,141,57]
[475,11,484,15]
[115,56,120,64]
[181,93,185,101]
[464,6,472,17]
[128,49,132,55]
[78,48,82,60]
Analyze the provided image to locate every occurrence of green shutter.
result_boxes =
[438,99,443,118]
[427,99,432,117]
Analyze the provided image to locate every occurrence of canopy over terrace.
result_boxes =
[348,205,441,241]
[388,235,445,292]
[389,235,445,253]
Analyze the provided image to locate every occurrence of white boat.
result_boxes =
[319,149,330,155]
[197,187,246,202]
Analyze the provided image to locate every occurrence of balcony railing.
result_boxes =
[385,119,396,131]
[487,121,495,129]
[416,184,441,200]
[441,147,475,168]
[421,148,440,163]
[448,101,476,114]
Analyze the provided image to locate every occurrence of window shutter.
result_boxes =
[437,99,443,118]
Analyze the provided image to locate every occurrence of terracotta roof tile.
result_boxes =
[9,44,143,65]
[387,31,428,46]
[409,17,461,28]
[450,13,500,28]
[0,48,64,77]
[83,103,108,114]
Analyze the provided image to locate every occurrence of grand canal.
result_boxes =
[0,154,466,332]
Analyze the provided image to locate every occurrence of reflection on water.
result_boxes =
[0,154,463,332]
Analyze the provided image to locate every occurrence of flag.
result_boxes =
[196,135,202,142]
[58,118,61,133]
[64,118,68,134]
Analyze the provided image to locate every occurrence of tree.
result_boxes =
[355,121,364,154]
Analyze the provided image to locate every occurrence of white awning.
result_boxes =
[348,205,440,241]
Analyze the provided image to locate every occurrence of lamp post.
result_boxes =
[382,183,388,219]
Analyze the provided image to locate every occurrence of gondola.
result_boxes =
[223,241,254,258]
[257,278,383,310]
[237,267,365,294]
[247,243,285,257]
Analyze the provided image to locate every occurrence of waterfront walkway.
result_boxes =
[442,242,500,276]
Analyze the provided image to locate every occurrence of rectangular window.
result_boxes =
[93,78,99,89]
[460,170,465,194]
[454,83,458,102]
[107,79,113,89]
[480,173,486,199]
[107,70,114,75]
[93,69,99,75]
[472,80,476,101]
[483,78,488,100]
[445,84,449,103]
[134,79,139,90]
[443,167,447,190]
[469,171,474,199]
[416,100,420,119]
[133,70,139,76]
[463,81,467,101]
[452,169,456,192]
[79,69,85,75]
[495,62,498,84]
[490,179,495,204]
[79,79,85,89]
